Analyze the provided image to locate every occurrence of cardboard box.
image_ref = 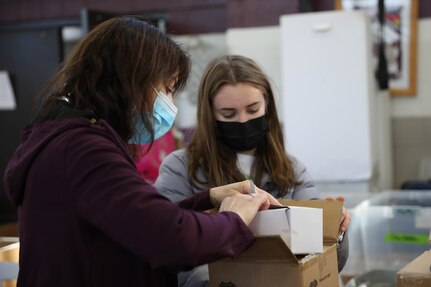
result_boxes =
[396,251,431,287]
[248,206,323,254]
[209,199,343,287]
[0,237,19,263]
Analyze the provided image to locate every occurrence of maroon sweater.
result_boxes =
[4,117,254,287]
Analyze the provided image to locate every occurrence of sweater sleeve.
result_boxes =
[66,129,254,272]
[177,188,215,211]
[289,157,320,200]
[337,231,349,272]
[155,149,198,203]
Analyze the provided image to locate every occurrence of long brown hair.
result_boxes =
[187,55,299,197]
[36,15,190,144]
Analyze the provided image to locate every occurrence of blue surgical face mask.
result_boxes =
[130,88,177,144]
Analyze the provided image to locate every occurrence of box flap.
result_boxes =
[227,235,299,264]
[397,251,431,277]
[248,206,323,254]
[279,199,343,244]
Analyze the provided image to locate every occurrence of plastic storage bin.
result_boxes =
[344,270,397,287]
[355,191,431,272]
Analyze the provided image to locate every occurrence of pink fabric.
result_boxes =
[135,130,176,184]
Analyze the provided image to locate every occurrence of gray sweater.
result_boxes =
[155,149,319,202]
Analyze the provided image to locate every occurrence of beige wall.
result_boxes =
[391,19,431,188]
[391,19,431,118]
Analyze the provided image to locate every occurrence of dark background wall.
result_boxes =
[1,0,294,34]
[0,22,64,224]
[0,0,430,224]
[1,0,430,32]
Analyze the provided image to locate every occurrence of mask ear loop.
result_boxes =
[151,85,158,95]
[150,85,161,111]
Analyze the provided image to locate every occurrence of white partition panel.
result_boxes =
[280,11,376,182]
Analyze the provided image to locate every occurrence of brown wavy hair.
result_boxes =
[36,15,190,144]
[187,55,299,197]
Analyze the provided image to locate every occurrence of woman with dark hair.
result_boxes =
[3,17,278,287]
[155,55,351,286]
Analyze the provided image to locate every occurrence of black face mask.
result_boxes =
[216,115,269,151]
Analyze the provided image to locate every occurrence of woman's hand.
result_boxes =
[209,180,280,208]
[209,180,282,225]
[325,196,351,235]
[219,193,269,225]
